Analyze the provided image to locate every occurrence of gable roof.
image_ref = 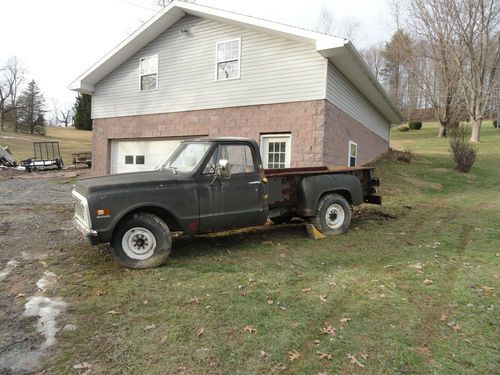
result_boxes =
[69,0,402,123]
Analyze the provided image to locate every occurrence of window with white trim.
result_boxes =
[348,141,358,167]
[216,38,240,81]
[139,55,158,91]
[260,134,291,169]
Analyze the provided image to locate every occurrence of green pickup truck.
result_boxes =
[73,137,381,269]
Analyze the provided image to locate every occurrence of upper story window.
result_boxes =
[139,55,158,91]
[216,38,241,81]
[349,141,358,167]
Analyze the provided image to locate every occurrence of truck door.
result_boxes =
[197,143,268,231]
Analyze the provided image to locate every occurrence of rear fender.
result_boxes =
[296,174,363,217]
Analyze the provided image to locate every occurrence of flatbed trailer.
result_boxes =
[21,142,64,172]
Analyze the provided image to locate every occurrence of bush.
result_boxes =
[494,119,498,128]
[408,121,423,130]
[398,125,410,132]
[449,126,477,173]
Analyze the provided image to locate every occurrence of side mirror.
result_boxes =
[217,159,231,178]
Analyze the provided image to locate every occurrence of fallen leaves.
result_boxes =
[144,324,156,331]
[319,295,327,303]
[73,362,95,374]
[301,288,312,292]
[106,310,120,315]
[267,298,274,305]
[196,327,205,337]
[244,325,257,334]
[95,290,105,296]
[423,279,433,285]
[318,352,333,360]
[287,349,301,361]
[448,322,461,331]
[340,317,351,324]
[320,324,337,336]
[347,353,365,368]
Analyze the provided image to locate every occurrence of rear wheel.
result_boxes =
[111,213,172,269]
[311,194,351,235]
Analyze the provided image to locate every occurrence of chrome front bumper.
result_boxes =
[74,218,99,245]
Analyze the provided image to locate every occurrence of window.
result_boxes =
[349,141,358,167]
[216,38,240,81]
[139,55,158,91]
[125,155,134,164]
[260,134,291,169]
[203,144,255,175]
[135,155,145,165]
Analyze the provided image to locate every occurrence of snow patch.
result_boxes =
[24,296,67,348]
[36,271,57,292]
[0,260,20,282]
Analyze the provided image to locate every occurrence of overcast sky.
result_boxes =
[0,0,394,111]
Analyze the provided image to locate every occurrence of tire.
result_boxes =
[311,194,351,235]
[270,215,293,225]
[111,213,172,269]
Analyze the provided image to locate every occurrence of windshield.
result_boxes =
[158,142,211,173]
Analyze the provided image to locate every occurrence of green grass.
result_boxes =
[0,126,91,164]
[45,122,499,374]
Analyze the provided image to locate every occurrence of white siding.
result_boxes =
[326,63,390,141]
[93,15,327,119]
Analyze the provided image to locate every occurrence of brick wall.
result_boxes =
[323,100,390,166]
[91,99,389,175]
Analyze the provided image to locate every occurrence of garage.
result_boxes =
[110,138,186,174]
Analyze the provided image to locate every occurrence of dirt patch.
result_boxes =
[353,208,398,221]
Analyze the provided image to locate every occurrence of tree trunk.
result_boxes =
[0,112,3,131]
[13,109,18,133]
[470,118,481,142]
[438,120,448,138]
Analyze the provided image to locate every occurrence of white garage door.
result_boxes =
[111,138,184,174]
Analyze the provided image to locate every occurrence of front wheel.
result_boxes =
[311,194,351,235]
[111,213,172,269]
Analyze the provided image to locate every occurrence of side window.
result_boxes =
[260,134,291,169]
[204,144,255,174]
[349,141,357,167]
[216,39,241,80]
[139,55,158,91]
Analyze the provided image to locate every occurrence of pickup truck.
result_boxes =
[72,137,381,269]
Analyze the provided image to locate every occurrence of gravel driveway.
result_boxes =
[0,172,85,374]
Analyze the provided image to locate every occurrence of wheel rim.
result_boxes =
[122,227,157,260]
[325,204,345,229]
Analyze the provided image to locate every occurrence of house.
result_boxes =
[69,1,402,175]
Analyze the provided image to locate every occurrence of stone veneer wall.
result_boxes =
[91,99,390,175]
[323,100,390,166]
[91,100,326,175]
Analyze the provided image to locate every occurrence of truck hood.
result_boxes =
[75,170,183,195]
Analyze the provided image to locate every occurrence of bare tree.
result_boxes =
[406,0,465,137]
[318,7,334,35]
[447,0,499,142]
[0,57,25,132]
[50,99,74,127]
[360,43,386,82]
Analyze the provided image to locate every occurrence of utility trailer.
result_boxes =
[72,152,92,168]
[21,142,64,172]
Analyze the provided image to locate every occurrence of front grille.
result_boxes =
[73,196,87,226]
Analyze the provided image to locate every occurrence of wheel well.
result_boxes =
[114,206,182,237]
[320,190,352,205]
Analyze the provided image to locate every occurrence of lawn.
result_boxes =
[45,123,499,374]
[0,126,91,165]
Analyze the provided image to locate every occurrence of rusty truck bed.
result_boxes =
[264,166,375,210]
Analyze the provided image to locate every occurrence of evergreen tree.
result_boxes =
[73,93,92,130]
[17,79,46,134]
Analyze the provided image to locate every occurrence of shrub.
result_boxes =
[398,125,410,132]
[449,126,477,173]
[494,119,498,128]
[408,121,423,130]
